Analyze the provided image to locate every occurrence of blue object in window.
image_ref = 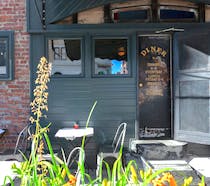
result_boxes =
[112,60,122,74]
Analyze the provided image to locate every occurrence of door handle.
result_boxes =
[139,83,143,87]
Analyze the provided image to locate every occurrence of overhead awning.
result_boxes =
[46,0,129,24]
[43,0,210,25]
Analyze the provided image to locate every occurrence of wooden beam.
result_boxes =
[104,4,112,23]
[198,3,205,22]
[72,13,78,24]
[151,0,158,22]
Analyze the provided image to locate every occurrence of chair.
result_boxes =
[2,124,59,162]
[65,147,85,186]
[27,125,60,161]
[0,125,30,161]
[96,122,127,177]
[14,125,32,155]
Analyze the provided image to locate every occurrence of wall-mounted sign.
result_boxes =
[139,43,169,103]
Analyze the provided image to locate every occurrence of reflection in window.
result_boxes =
[0,39,7,75]
[179,33,209,70]
[94,39,128,75]
[48,39,82,75]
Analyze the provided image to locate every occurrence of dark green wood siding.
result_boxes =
[47,77,136,145]
[45,76,136,169]
[30,33,137,162]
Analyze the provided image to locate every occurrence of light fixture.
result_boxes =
[118,47,126,56]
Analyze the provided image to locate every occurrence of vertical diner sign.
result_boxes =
[138,35,171,138]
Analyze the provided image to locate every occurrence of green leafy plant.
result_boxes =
[3,57,206,186]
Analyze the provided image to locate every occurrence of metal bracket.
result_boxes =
[155,27,184,34]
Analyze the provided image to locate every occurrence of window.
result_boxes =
[48,39,82,76]
[159,6,198,22]
[93,38,129,76]
[112,7,150,23]
[0,31,14,80]
[112,6,151,23]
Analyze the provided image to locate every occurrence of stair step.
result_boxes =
[148,160,201,185]
[130,140,188,160]
[189,157,210,184]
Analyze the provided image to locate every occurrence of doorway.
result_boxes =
[138,34,172,139]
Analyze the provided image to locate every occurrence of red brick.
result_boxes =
[0,0,30,150]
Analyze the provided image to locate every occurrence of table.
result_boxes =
[0,161,20,185]
[55,127,94,169]
[55,127,94,140]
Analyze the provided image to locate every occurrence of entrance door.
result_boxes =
[173,30,210,144]
[138,35,172,139]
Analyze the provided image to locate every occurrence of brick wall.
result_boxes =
[0,0,30,152]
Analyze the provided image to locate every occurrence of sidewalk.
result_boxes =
[130,140,210,185]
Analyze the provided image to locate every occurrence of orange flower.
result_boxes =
[162,172,177,186]
[152,177,165,186]
[152,172,177,186]
[62,172,77,186]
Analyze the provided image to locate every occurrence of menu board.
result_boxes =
[138,35,171,138]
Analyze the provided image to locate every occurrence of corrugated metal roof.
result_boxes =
[46,0,128,24]
[46,0,210,24]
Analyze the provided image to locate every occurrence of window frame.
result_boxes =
[47,36,85,78]
[0,31,14,80]
[92,36,131,78]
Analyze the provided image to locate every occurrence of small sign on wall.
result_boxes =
[0,31,14,80]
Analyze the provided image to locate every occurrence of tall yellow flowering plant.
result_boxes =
[4,57,75,186]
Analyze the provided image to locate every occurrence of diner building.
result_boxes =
[1,0,210,158]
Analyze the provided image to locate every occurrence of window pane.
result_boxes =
[179,33,209,70]
[94,39,128,75]
[48,39,82,75]
[160,9,196,19]
[113,9,149,23]
[0,39,7,75]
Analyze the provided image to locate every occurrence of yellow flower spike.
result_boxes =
[102,178,108,186]
[61,168,66,179]
[182,176,193,186]
[41,179,47,186]
[140,170,144,180]
[130,165,138,184]
[198,176,205,186]
[145,168,153,179]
